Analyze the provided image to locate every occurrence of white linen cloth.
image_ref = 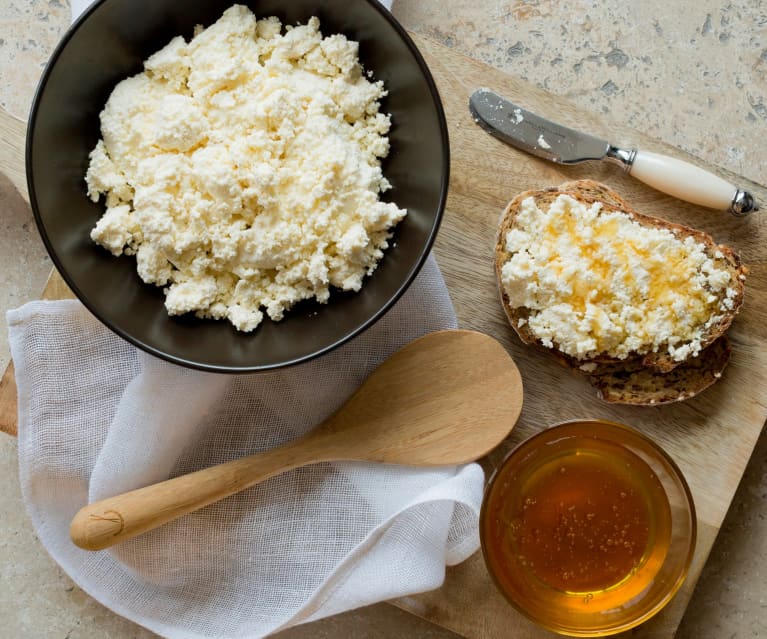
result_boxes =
[8,2,484,638]
[9,255,484,639]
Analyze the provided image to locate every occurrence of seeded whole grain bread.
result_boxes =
[588,336,732,405]
[494,179,747,405]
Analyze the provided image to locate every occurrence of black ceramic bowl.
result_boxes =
[27,0,448,372]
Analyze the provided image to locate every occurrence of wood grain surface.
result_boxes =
[1,33,766,639]
[387,35,767,639]
[0,109,25,195]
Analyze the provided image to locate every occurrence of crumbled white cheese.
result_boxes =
[86,5,405,331]
[537,134,551,149]
[500,194,735,361]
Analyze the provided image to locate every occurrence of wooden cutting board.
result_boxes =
[2,33,766,639]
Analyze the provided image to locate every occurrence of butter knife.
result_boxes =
[469,88,758,216]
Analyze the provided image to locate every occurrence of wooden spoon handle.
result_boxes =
[70,443,312,551]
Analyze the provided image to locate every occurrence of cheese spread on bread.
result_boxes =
[86,5,405,332]
[500,194,737,361]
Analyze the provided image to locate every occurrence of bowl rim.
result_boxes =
[25,0,450,373]
[479,418,697,637]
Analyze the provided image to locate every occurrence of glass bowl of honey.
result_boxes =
[480,419,696,636]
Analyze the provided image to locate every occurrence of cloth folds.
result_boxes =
[10,255,485,639]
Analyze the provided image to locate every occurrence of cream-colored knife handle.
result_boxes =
[624,149,757,216]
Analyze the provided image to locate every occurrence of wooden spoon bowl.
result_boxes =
[70,329,523,550]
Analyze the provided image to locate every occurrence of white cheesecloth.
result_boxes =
[9,255,484,639]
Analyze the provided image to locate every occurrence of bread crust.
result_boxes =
[494,179,747,405]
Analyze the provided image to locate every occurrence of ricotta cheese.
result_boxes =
[86,5,406,332]
[500,194,735,362]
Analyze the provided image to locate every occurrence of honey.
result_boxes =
[480,421,687,634]
[503,444,670,595]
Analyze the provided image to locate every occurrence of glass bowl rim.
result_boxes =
[479,418,697,637]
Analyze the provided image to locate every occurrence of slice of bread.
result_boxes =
[494,179,747,405]
[588,335,731,405]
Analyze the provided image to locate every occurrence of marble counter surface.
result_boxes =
[1,1,765,637]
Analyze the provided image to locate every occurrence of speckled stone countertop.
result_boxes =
[0,1,765,638]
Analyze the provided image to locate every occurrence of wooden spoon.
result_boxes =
[70,329,523,551]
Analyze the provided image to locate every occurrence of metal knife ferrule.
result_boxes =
[605,146,637,173]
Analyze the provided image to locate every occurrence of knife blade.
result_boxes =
[469,88,758,216]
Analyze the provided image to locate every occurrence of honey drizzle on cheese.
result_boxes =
[500,195,736,362]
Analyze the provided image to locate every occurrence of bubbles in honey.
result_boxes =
[480,421,695,634]
[511,455,653,592]
[484,431,672,610]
